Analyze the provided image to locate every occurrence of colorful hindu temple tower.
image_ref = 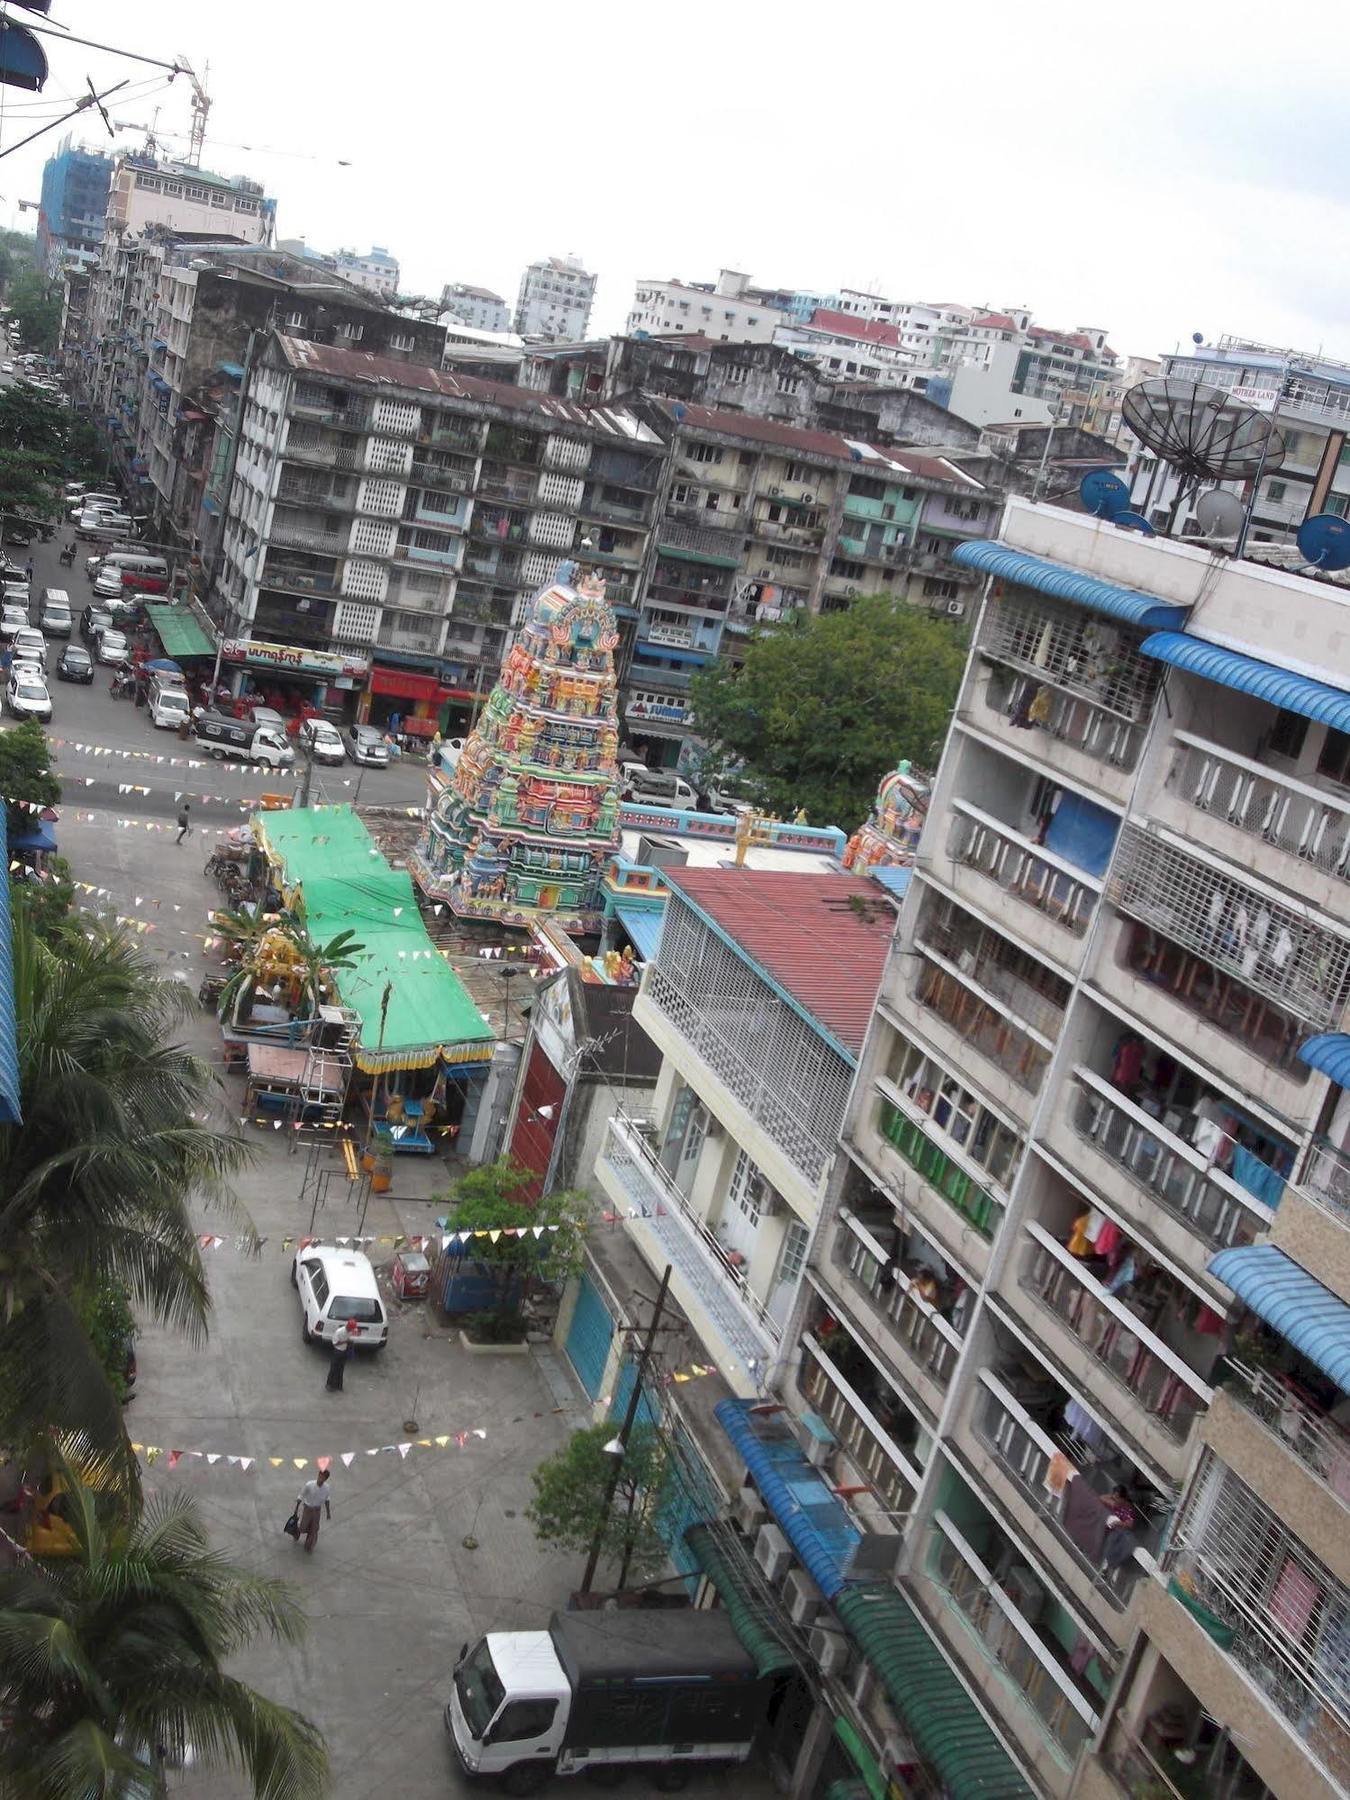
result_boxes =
[842,758,930,876]
[412,566,622,932]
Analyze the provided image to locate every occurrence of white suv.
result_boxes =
[291,1245,389,1349]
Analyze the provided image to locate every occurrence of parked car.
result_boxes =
[11,627,46,671]
[345,722,389,767]
[297,717,345,765]
[80,605,114,643]
[92,567,125,601]
[95,629,129,665]
[2,362,13,375]
[291,1245,388,1348]
[38,589,71,637]
[56,644,93,684]
[621,766,698,809]
[0,604,28,643]
[6,669,51,721]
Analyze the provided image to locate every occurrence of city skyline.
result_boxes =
[9,0,1350,366]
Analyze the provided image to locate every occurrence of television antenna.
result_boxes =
[1122,377,1286,540]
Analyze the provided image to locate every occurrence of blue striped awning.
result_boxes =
[1208,1245,1350,1392]
[715,1398,859,1600]
[1139,631,1350,733]
[1299,1034,1350,1088]
[951,541,1188,628]
[613,904,663,963]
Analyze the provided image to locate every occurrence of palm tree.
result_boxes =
[290,927,363,1015]
[0,914,250,1458]
[0,1453,328,1799]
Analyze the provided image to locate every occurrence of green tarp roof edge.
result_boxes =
[833,1584,1038,1799]
[682,1524,798,1679]
[145,604,215,659]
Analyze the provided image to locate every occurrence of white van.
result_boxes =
[149,680,190,731]
[96,551,168,594]
[291,1245,388,1348]
[39,589,71,637]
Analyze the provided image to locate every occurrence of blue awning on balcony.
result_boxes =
[613,904,663,963]
[715,1398,860,1600]
[1299,1034,1350,1089]
[951,541,1189,627]
[634,642,711,665]
[217,361,245,380]
[1139,631,1350,732]
[1208,1245,1350,1392]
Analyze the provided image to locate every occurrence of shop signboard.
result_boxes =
[223,638,370,681]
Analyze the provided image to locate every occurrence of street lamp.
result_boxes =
[498,964,523,1041]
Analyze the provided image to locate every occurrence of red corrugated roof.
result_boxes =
[663,870,892,1057]
[805,307,905,348]
[969,312,1016,330]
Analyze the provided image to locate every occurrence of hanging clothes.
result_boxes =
[1064,1398,1105,1450]
[1045,1452,1074,1496]
[1062,1476,1108,1560]
[1092,1219,1123,1261]
[1067,1213,1094,1257]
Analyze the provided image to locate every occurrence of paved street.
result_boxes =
[0,526,778,1796]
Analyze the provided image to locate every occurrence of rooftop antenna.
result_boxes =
[1122,376,1286,540]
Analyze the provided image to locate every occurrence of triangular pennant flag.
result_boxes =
[268,1457,285,1468]
[293,1458,308,1470]
[397,1443,412,1458]
[472,1428,487,1439]
[316,1456,332,1473]
[366,1447,380,1457]
[434,1434,450,1448]
[341,1451,356,1468]
[240,1457,254,1472]
[167,1450,182,1469]
[206,1453,220,1465]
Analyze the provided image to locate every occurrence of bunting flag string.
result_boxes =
[132,1429,490,1472]
[188,1225,567,1254]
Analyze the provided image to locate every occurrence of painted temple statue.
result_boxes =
[412,566,622,931]
[842,758,930,873]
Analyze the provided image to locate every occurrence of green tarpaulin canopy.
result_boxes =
[255,805,493,1073]
[144,604,215,659]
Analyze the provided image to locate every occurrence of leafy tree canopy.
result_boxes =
[688,595,967,829]
[438,1158,588,1309]
[526,1421,671,1585]
[6,264,61,357]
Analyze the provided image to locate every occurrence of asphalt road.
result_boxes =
[4,529,434,829]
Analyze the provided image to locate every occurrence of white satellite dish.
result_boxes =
[1195,490,1244,542]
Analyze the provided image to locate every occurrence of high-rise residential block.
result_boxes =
[514,254,596,341]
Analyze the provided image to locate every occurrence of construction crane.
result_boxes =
[172,57,210,167]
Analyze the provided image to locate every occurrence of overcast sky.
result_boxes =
[7,0,1349,363]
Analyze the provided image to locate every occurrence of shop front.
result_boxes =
[222,638,369,719]
[363,663,475,740]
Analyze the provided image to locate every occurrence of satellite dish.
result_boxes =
[1297,513,1350,573]
[1080,469,1130,518]
[1194,490,1244,541]
[1122,379,1286,487]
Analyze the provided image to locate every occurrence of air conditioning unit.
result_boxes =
[802,492,815,504]
[754,1522,792,1583]
[945,600,966,616]
[784,1567,823,1626]
[845,586,858,598]
[758,567,773,578]
[732,1485,766,1535]
[808,1624,851,1677]
[769,485,782,498]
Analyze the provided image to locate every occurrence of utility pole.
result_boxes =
[579,1263,671,1596]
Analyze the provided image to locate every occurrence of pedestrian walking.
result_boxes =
[175,803,191,844]
[325,1318,356,1393]
[24,559,33,584]
[294,1468,331,1553]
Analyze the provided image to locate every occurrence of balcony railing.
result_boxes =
[948,800,1100,938]
[268,520,348,554]
[1221,1357,1350,1500]
[876,1089,1005,1241]
[971,1374,1151,1609]
[1297,1135,1350,1225]
[477,472,538,504]
[1168,731,1350,882]
[799,1335,919,1516]
[657,519,741,561]
[982,667,1144,772]
[833,1209,963,1398]
[928,1509,1099,1764]
[1071,1070,1272,1250]
[914,954,1051,1095]
[598,1115,781,1370]
[1022,1225,1211,1443]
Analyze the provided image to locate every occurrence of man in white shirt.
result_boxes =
[295,1467,331,1553]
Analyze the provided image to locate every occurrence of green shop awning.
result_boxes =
[145,604,215,659]
[656,541,741,570]
[832,1718,887,1800]
[833,1585,1036,1800]
[255,805,493,1073]
[683,1524,798,1678]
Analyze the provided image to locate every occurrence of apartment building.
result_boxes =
[440,282,511,334]
[594,869,894,1397]
[514,253,596,341]
[752,497,1350,1796]
[774,308,918,386]
[622,400,994,766]
[217,336,663,712]
[332,245,398,298]
[36,137,112,277]
[105,152,274,243]
[1128,335,1350,542]
[627,269,789,345]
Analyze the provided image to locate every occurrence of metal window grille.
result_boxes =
[728,1146,764,1225]
[1168,736,1350,881]
[882,1024,1023,1192]
[646,899,852,1183]
[357,477,404,518]
[980,591,1160,722]
[366,439,410,476]
[332,601,379,641]
[340,561,387,603]
[372,399,420,435]
[919,892,1069,1038]
[351,517,396,558]
[1109,823,1350,1028]
[949,807,1097,936]
[985,665,1145,770]
[1168,1452,1350,1739]
[777,1219,810,1286]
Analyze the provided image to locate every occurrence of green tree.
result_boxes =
[688,596,967,828]
[0,1458,328,1799]
[0,719,71,941]
[0,386,78,524]
[526,1421,672,1587]
[0,913,252,1459]
[438,1159,587,1329]
[6,265,61,357]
